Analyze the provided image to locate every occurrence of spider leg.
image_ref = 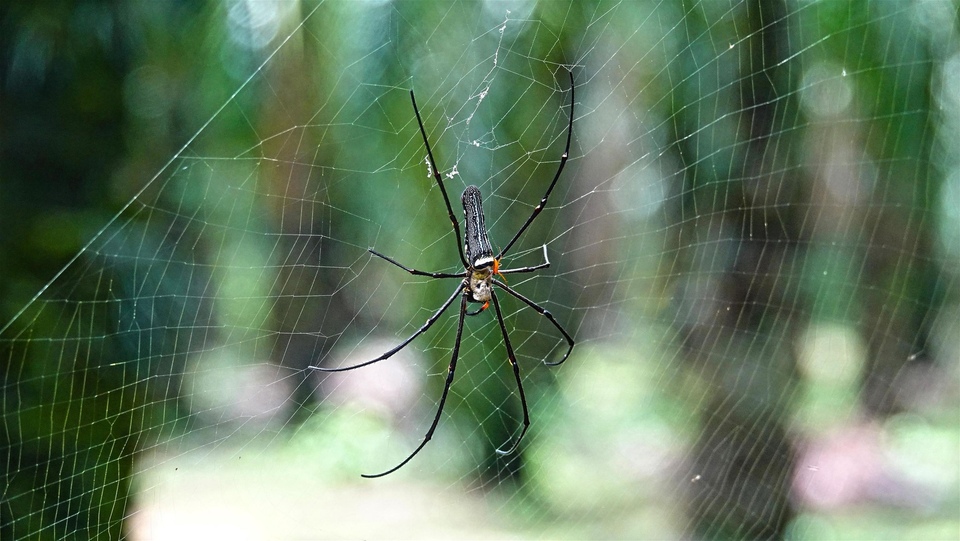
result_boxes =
[496,70,574,261]
[410,90,469,268]
[362,292,469,478]
[498,245,551,275]
[492,278,574,366]
[490,290,529,456]
[368,248,464,279]
[308,283,464,373]
[465,303,487,316]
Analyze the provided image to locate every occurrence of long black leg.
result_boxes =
[369,249,464,279]
[498,245,551,275]
[496,70,574,261]
[410,90,469,268]
[308,283,464,373]
[490,290,529,456]
[362,293,469,478]
[493,278,574,366]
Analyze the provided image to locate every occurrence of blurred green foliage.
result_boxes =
[2,0,958,539]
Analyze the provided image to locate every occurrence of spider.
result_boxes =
[311,70,575,478]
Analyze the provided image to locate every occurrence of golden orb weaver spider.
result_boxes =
[310,70,576,478]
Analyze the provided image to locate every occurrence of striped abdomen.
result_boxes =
[461,185,494,270]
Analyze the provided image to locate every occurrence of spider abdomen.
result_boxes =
[461,185,494,270]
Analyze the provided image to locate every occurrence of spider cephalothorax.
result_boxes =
[468,264,494,304]
[311,70,577,478]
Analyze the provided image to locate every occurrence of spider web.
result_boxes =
[2,1,959,539]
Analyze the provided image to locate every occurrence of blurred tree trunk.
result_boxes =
[262,10,347,422]
[849,3,938,416]
[670,0,801,537]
